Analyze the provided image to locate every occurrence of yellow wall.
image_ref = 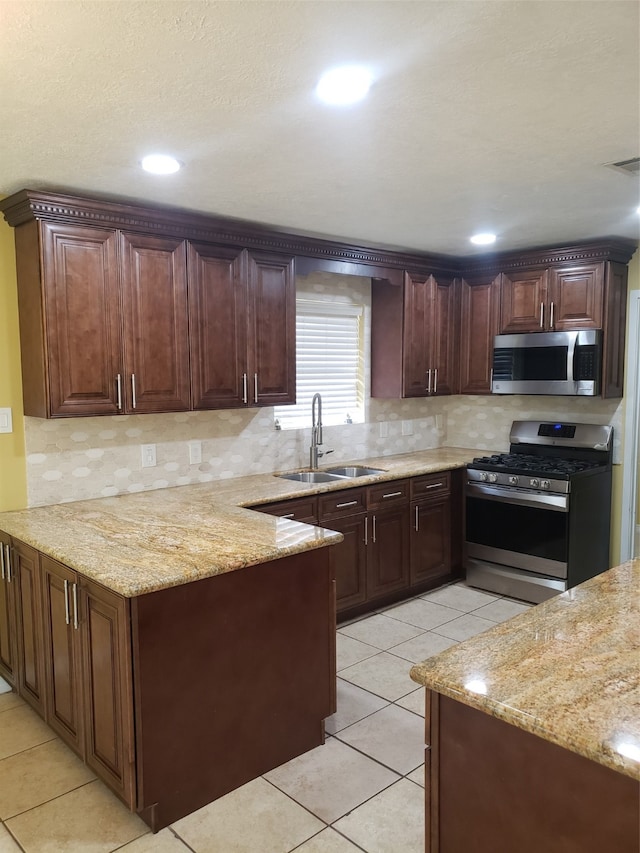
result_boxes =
[0,216,27,511]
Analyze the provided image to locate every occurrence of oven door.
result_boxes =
[465,481,569,579]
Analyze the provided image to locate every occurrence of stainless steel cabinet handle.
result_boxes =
[372,514,377,544]
[433,368,438,393]
[426,369,432,394]
[382,491,403,499]
[490,368,494,386]
[415,505,419,532]
[364,516,368,546]
[0,543,4,580]
[242,373,248,404]
[540,302,544,328]
[336,500,358,509]
[116,374,123,411]
[424,482,443,489]
[131,374,137,409]
[63,578,70,625]
[4,545,11,583]
[550,301,555,329]
[72,582,79,630]
[281,513,295,519]
[254,373,259,404]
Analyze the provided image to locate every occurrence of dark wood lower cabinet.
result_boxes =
[41,556,84,755]
[326,514,368,611]
[0,533,17,685]
[410,499,451,586]
[82,578,136,807]
[0,530,334,832]
[366,505,410,601]
[12,540,46,716]
[425,690,640,853]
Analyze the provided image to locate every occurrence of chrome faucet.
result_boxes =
[310,393,332,469]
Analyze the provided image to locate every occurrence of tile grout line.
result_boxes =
[2,778,98,826]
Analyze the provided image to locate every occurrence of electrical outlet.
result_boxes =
[189,440,202,465]
[141,444,157,468]
[402,420,413,436]
[435,414,444,430]
[379,422,389,438]
[0,408,12,434]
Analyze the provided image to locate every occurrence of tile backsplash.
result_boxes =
[24,395,622,507]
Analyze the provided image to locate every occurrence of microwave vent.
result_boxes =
[605,156,640,176]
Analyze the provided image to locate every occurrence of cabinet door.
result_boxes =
[41,223,122,416]
[431,276,458,395]
[402,272,432,397]
[367,506,410,601]
[41,556,84,755]
[12,540,46,717]
[548,263,604,330]
[500,270,549,333]
[410,498,451,586]
[188,243,247,409]
[459,275,501,394]
[324,514,367,614]
[120,233,190,413]
[0,534,17,685]
[247,252,296,406]
[81,579,135,807]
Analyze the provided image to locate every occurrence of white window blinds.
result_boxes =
[274,299,365,429]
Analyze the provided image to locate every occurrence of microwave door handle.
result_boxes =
[567,332,577,385]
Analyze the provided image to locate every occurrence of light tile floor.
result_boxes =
[0,582,530,853]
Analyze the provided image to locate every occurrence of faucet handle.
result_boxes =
[318,448,334,458]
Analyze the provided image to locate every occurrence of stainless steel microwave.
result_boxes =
[491,330,602,396]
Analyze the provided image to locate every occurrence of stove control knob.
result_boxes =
[540,479,551,490]
[530,478,540,488]
[508,475,519,485]
[488,473,498,483]
[479,472,489,482]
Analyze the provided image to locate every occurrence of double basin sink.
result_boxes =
[277,465,386,484]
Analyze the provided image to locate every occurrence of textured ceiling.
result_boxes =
[0,0,638,256]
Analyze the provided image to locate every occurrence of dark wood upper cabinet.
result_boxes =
[247,251,296,406]
[500,269,550,333]
[188,244,247,410]
[548,263,603,330]
[459,274,501,395]
[188,247,295,409]
[120,233,191,413]
[372,273,458,398]
[15,222,123,417]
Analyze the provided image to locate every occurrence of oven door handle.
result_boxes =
[466,482,569,512]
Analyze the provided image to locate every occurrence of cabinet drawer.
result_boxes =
[367,479,410,510]
[319,488,366,520]
[411,472,451,500]
[255,497,318,524]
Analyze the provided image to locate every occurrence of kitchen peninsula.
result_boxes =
[0,447,475,831]
[410,558,640,853]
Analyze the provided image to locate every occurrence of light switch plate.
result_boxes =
[0,408,13,434]
[379,422,389,438]
[188,440,202,465]
[402,420,413,436]
[141,444,157,467]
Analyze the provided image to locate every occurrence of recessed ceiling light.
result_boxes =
[316,65,372,106]
[141,154,182,175]
[470,233,497,246]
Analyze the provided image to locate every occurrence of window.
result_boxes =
[274,298,365,429]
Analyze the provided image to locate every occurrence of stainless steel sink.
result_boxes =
[325,465,386,478]
[277,471,345,483]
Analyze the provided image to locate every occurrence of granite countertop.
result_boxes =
[0,446,477,598]
[410,559,640,779]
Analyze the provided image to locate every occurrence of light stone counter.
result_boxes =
[0,446,478,598]
[410,559,640,780]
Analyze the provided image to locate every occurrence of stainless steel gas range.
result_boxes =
[464,420,613,603]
